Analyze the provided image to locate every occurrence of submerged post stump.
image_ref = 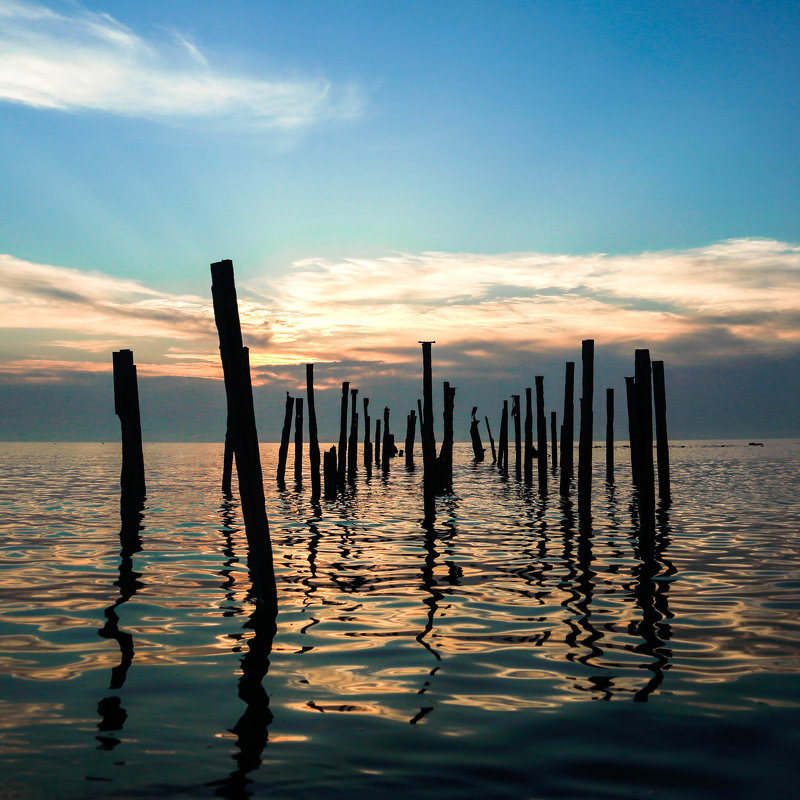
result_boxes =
[112,349,146,513]
[306,365,321,501]
[652,360,671,505]
[559,361,575,497]
[536,376,548,495]
[578,340,594,515]
[276,393,294,486]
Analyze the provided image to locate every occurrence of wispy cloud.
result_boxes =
[0,0,363,128]
[1,238,798,383]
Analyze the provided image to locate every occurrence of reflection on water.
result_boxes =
[1,440,800,798]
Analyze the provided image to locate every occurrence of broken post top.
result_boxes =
[210,259,244,352]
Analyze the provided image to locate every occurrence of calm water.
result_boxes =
[1,440,800,799]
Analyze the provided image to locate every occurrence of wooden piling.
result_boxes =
[306,364,321,501]
[112,349,146,512]
[420,341,437,522]
[550,411,558,472]
[294,397,304,488]
[524,388,533,485]
[381,407,391,474]
[536,375,548,495]
[469,407,485,462]
[652,360,671,505]
[437,382,455,492]
[577,340,594,514]
[606,388,614,484]
[348,388,359,484]
[498,401,509,478]
[375,419,382,467]
[406,409,417,468]
[323,446,337,499]
[625,376,639,487]
[210,259,274,603]
[512,394,522,481]
[363,397,372,477]
[222,417,233,496]
[634,349,656,519]
[485,416,497,463]
[337,382,349,489]
[276,393,294,485]
[559,361,575,496]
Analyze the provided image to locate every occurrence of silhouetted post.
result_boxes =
[524,388,533,485]
[578,340,594,514]
[512,394,522,481]
[437,382,455,492]
[635,349,656,520]
[559,361,575,496]
[293,397,304,488]
[363,397,372,477]
[348,388,359,484]
[469,407,485,462]
[112,349,146,512]
[652,360,671,505]
[375,419,382,467]
[381,407,391,474]
[420,341,437,522]
[337,382,349,489]
[306,365,321,501]
[210,259,274,604]
[222,418,233,495]
[625,376,639,487]
[276,393,294,486]
[550,411,558,472]
[323,446,337,500]
[485,416,497,463]
[406,409,417,468]
[536,375,548,495]
[606,388,614,484]
[498,400,509,478]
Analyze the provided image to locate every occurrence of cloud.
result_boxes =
[0,0,363,128]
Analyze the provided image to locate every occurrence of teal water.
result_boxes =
[1,440,800,798]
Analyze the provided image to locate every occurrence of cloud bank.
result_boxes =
[0,0,363,128]
[1,238,799,384]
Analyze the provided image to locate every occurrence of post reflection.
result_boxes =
[95,503,144,750]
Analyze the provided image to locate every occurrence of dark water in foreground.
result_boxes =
[1,440,799,799]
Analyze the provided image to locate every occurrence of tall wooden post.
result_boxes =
[524,388,534,485]
[112,349,146,512]
[363,397,373,477]
[437,381,455,492]
[306,364,321,501]
[485,416,497,463]
[578,340,594,514]
[276,393,294,486]
[498,401,509,478]
[550,411,558,472]
[420,341,437,522]
[512,394,522,481]
[210,259,274,604]
[375,419,382,467]
[635,349,656,520]
[625,376,639,487]
[337,382,349,489]
[406,409,417,467]
[536,375,548,495]
[652,360,671,505]
[381,407,391,474]
[469,407,485,462]
[348,388,359,484]
[559,361,575,496]
[294,397,304,488]
[606,388,614,483]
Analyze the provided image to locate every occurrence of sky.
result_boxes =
[1,0,799,441]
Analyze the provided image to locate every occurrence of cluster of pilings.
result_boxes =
[112,260,673,604]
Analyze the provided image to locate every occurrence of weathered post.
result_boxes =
[437,382,455,492]
[578,340,594,515]
[420,341,437,522]
[512,394,522,481]
[485,416,497,463]
[337,382,349,489]
[276,393,294,486]
[381,407,391,474]
[406,409,417,468]
[469,407,485,462]
[536,375,548,495]
[524,388,534,485]
[306,364,321,501]
[635,349,656,520]
[625,376,639,487]
[374,419,382,467]
[222,417,233,496]
[559,361,575,496]
[323,446,337,500]
[348,388,359,484]
[210,259,274,603]
[498,400,509,478]
[550,411,558,472]
[363,397,373,477]
[112,349,146,512]
[652,360,671,505]
[293,397,304,488]
[606,387,614,484]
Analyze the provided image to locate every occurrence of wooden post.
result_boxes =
[406,409,417,468]
[485,416,497,463]
[469,407,485,462]
[210,259,274,604]
[348,388,359,484]
[381,407,391,474]
[276,393,294,486]
[606,387,614,484]
[512,394,521,481]
[374,419,382,467]
[337,382,349,489]
[293,397,304,488]
[524,388,534,485]
[559,361,575,496]
[652,360,671,505]
[420,341,437,522]
[437,381,455,492]
[112,349,146,512]
[363,397,373,477]
[578,340,594,514]
[536,375,548,495]
[306,364,321,501]
[222,417,233,496]
[498,401,509,478]
[635,349,656,520]
[323,446,337,499]
[625,376,639,487]
[550,411,558,472]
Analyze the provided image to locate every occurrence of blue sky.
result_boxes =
[1,0,799,440]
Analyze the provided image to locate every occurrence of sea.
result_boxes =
[1,439,799,799]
